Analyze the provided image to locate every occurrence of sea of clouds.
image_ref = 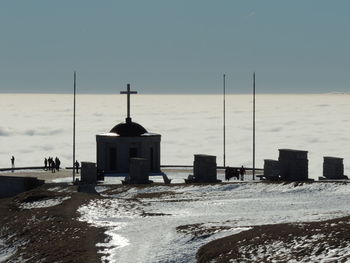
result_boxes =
[1,93,349,180]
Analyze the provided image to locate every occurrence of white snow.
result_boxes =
[19,196,71,209]
[78,182,350,263]
[0,238,16,263]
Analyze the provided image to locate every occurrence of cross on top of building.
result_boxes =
[120,83,138,123]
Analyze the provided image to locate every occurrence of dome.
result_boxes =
[110,119,148,136]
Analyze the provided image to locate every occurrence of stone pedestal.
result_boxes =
[264,159,280,178]
[81,162,97,184]
[193,154,220,183]
[323,157,347,179]
[125,158,152,184]
[279,149,308,181]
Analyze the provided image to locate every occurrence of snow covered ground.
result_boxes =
[237,233,350,263]
[78,182,350,263]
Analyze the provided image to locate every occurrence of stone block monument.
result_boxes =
[322,156,348,180]
[80,162,97,184]
[278,149,309,181]
[186,154,221,183]
[263,159,280,180]
[123,158,153,184]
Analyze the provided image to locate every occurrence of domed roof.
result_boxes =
[110,118,148,136]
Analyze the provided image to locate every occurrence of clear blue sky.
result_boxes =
[1,0,349,94]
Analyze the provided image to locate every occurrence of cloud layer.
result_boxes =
[1,93,350,180]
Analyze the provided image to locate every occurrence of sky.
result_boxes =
[0,1,349,94]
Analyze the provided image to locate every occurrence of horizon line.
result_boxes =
[0,92,348,95]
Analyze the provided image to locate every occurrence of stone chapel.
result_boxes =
[96,84,161,175]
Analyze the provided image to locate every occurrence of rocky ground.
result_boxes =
[0,184,106,263]
[1,176,350,263]
[197,216,350,262]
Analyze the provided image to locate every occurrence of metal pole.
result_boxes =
[223,74,226,168]
[73,71,76,182]
[253,72,256,180]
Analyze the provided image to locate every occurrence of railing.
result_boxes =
[161,165,263,171]
[0,165,264,172]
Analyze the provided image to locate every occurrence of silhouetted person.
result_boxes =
[48,157,52,171]
[51,160,55,173]
[75,160,80,174]
[44,158,48,170]
[240,165,246,181]
[55,157,61,171]
[49,157,53,171]
[11,156,15,172]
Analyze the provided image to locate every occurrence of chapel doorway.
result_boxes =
[109,148,117,170]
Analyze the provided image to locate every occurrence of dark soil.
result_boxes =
[197,215,350,262]
[0,184,107,263]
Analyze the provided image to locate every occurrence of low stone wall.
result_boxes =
[0,176,45,198]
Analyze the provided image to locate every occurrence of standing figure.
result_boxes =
[11,156,15,172]
[55,157,61,172]
[48,157,52,171]
[75,160,80,174]
[57,158,61,172]
[44,158,48,170]
[51,160,56,173]
[239,165,246,181]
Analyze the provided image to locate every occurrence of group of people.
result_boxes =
[9,155,80,175]
[44,157,61,173]
[225,165,246,181]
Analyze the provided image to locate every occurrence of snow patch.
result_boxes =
[0,238,17,263]
[20,196,71,209]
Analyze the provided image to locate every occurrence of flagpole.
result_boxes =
[253,72,256,180]
[73,71,76,183]
[223,74,226,168]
